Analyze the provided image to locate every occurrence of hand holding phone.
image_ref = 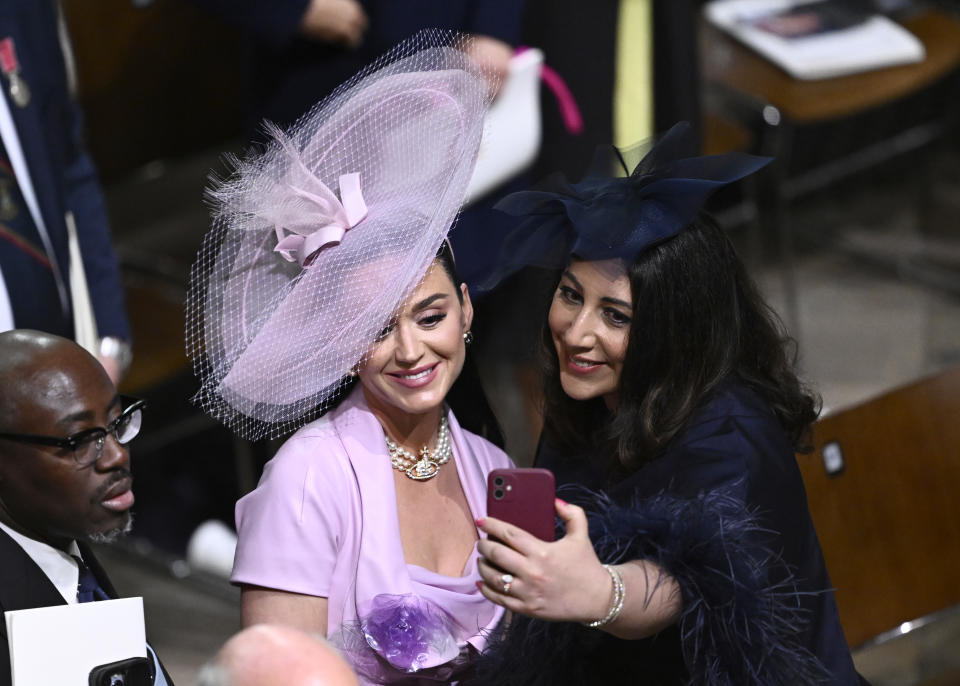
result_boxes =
[486,468,556,542]
[88,656,152,686]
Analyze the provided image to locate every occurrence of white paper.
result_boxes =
[465,48,544,204]
[5,597,146,686]
[704,0,925,80]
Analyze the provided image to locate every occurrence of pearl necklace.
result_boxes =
[385,415,451,481]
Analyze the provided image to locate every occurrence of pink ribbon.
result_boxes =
[274,172,368,267]
[516,46,583,136]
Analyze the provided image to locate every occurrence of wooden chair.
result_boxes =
[797,365,960,649]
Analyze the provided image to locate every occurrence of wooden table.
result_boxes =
[700,8,960,336]
[701,9,960,125]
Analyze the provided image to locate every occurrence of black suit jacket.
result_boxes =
[0,527,173,686]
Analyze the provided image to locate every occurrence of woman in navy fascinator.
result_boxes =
[469,123,868,685]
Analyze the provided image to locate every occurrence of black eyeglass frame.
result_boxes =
[0,396,146,467]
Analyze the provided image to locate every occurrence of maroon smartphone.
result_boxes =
[486,468,556,542]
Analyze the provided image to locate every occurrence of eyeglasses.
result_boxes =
[0,396,146,468]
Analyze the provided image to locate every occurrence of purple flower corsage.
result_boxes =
[360,593,460,673]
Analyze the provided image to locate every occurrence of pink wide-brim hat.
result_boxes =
[186,31,490,440]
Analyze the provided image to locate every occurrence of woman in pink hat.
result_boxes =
[187,32,512,684]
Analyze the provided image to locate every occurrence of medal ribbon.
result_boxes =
[0,39,18,77]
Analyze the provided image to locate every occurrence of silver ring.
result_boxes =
[500,573,514,595]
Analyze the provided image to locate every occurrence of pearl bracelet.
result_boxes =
[583,564,625,628]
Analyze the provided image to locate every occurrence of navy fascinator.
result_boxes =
[479,122,771,291]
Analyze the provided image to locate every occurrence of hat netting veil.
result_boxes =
[186,30,491,440]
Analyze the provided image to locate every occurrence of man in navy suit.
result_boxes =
[0,1,131,382]
[0,329,171,686]
[191,0,524,131]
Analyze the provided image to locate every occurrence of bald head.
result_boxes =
[0,330,106,431]
[199,625,359,686]
[0,329,133,548]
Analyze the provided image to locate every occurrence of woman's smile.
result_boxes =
[386,363,440,388]
[358,262,473,427]
[548,259,632,408]
[565,355,606,374]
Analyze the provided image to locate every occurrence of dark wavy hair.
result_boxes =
[436,241,505,447]
[540,213,818,473]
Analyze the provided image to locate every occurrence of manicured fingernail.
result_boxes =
[556,498,567,507]
[475,580,483,589]
[475,517,485,527]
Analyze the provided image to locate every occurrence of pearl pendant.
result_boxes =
[405,458,440,481]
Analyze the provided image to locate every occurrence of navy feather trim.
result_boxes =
[466,484,829,686]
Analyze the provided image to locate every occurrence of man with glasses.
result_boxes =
[0,329,172,685]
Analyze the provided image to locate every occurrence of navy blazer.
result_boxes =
[0,0,129,339]
[0,527,172,686]
[190,0,526,129]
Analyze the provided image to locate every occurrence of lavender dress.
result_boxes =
[232,387,512,684]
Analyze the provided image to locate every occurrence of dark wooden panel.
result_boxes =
[63,0,248,180]
[118,273,188,394]
[798,366,960,647]
[702,112,752,155]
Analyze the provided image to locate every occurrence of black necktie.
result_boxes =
[72,555,110,603]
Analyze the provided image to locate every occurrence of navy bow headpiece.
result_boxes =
[479,122,771,290]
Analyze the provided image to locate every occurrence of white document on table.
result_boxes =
[5,597,146,686]
[705,0,925,80]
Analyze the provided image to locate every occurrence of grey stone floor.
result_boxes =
[91,542,241,685]
[96,135,960,684]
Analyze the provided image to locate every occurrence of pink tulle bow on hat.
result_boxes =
[274,172,368,267]
[186,30,492,440]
